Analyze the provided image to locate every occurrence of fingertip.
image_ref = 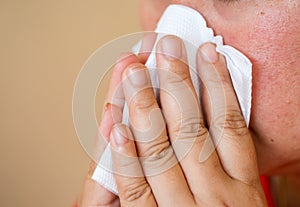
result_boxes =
[197,42,228,82]
[115,53,133,73]
[198,42,218,64]
[122,62,148,85]
[138,32,157,64]
[106,53,139,107]
[116,52,138,67]
[137,53,150,64]
[157,35,184,60]
[112,53,140,83]
[110,124,130,147]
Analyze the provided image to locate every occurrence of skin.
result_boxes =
[78,0,300,206]
[140,0,300,176]
[80,39,267,206]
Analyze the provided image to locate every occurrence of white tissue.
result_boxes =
[92,4,252,195]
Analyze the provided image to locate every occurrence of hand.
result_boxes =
[79,35,268,207]
[111,35,267,207]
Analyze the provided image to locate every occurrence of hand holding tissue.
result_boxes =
[92,4,252,195]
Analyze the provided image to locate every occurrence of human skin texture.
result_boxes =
[139,0,300,175]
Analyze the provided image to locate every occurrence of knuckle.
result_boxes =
[168,116,209,160]
[121,180,151,203]
[224,111,248,137]
[215,109,248,137]
[196,126,210,146]
[141,138,171,158]
[172,117,208,143]
[140,142,177,175]
[198,119,209,136]
[130,88,157,112]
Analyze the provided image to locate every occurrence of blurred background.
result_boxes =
[0,0,140,206]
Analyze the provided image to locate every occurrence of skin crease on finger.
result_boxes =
[139,0,300,175]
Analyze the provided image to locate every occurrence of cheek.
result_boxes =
[140,0,300,146]
[212,8,300,146]
[201,5,300,171]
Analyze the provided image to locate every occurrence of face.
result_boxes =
[139,0,300,175]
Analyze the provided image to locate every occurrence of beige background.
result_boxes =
[0,1,140,206]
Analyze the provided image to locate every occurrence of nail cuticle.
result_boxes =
[112,125,129,145]
[160,36,183,60]
[127,66,148,87]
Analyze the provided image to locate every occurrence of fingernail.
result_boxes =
[140,32,157,54]
[101,102,111,117]
[99,105,111,141]
[160,36,182,59]
[111,124,129,145]
[200,43,218,63]
[128,66,148,87]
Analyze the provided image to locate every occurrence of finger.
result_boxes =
[122,63,195,206]
[99,53,140,141]
[110,124,157,207]
[79,161,120,207]
[94,53,140,161]
[137,32,157,64]
[84,53,140,206]
[156,35,227,199]
[197,43,260,183]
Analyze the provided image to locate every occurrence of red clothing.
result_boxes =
[261,176,275,207]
